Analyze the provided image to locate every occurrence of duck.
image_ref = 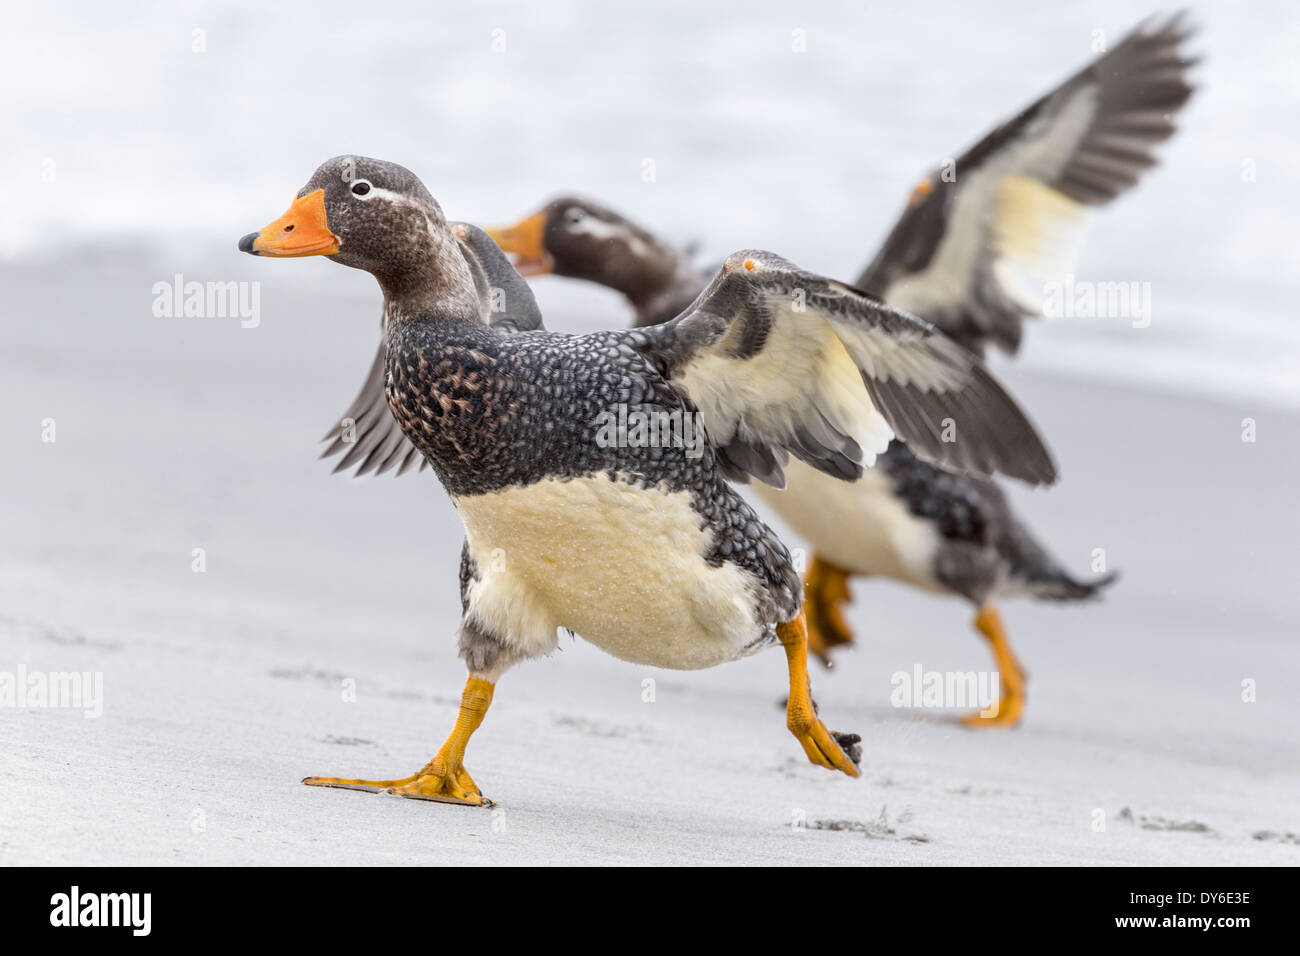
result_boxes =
[479,16,1192,725]
[241,155,1056,804]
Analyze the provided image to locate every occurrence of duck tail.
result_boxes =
[1002,520,1120,602]
[1025,568,1120,602]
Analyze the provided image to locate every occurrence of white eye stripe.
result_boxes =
[343,180,419,209]
[338,177,440,237]
[565,215,625,239]
[564,214,653,260]
[359,184,442,234]
[360,184,417,206]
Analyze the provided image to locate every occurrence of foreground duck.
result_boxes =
[242,156,1056,803]
[482,17,1192,723]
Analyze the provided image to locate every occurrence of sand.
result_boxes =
[0,261,1296,866]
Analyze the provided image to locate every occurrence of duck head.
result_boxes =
[240,155,479,320]
[487,197,693,311]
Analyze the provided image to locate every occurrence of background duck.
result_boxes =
[478,17,1193,725]
[242,156,1057,803]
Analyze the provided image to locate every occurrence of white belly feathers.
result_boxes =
[752,459,941,591]
[454,474,766,670]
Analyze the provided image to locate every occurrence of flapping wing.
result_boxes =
[631,251,1057,489]
[318,339,429,476]
[319,222,544,477]
[856,14,1196,354]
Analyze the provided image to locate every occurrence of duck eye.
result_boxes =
[351,180,372,197]
[565,208,585,227]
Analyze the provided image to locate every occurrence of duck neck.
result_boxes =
[376,233,482,328]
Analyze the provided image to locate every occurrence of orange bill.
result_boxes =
[239,189,340,257]
[485,211,552,276]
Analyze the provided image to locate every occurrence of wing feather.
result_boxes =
[634,252,1057,489]
[857,15,1196,354]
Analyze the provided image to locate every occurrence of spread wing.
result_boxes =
[631,251,1057,489]
[319,343,428,477]
[856,14,1197,354]
[319,222,543,477]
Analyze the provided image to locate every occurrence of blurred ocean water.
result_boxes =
[3,0,1297,408]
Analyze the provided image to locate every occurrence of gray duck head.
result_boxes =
[239,155,478,319]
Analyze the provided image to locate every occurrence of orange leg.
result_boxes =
[959,604,1027,729]
[778,611,861,776]
[304,676,496,805]
[803,554,855,667]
